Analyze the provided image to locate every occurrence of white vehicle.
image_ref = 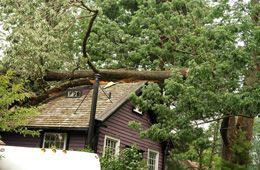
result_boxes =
[0,146,101,170]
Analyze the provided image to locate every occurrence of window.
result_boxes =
[147,149,159,170]
[125,145,144,158]
[103,135,120,157]
[42,133,67,150]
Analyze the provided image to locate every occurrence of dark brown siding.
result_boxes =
[1,132,41,148]
[67,131,86,150]
[97,101,164,170]
[1,131,86,150]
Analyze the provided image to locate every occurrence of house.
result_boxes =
[1,81,165,170]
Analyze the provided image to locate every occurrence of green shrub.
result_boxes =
[101,146,147,170]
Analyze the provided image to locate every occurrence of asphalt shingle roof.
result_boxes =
[28,82,144,128]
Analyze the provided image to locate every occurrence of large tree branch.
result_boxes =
[196,114,254,126]
[81,2,99,73]
[25,78,92,106]
[44,69,188,81]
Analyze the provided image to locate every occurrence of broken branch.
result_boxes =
[81,2,99,73]
[44,69,188,81]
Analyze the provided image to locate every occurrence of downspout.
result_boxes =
[86,74,100,150]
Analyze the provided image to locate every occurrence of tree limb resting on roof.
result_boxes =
[26,78,92,106]
[44,68,188,81]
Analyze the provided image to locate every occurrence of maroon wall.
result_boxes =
[1,132,41,148]
[1,131,86,151]
[1,101,164,169]
[97,101,164,170]
[68,131,86,150]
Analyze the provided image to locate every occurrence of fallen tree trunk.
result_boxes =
[44,69,188,81]
[46,78,92,95]
[26,78,93,106]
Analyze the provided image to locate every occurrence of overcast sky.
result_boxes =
[0,23,7,60]
[0,24,4,59]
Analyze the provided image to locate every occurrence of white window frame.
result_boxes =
[133,106,143,115]
[42,132,67,150]
[102,135,120,157]
[147,149,159,170]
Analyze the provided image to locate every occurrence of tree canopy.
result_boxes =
[0,0,259,169]
[0,71,37,135]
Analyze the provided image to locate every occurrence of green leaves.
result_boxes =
[0,0,81,80]
[130,82,162,111]
[0,71,38,135]
[0,71,30,109]
[101,146,146,170]
[250,117,260,169]
[124,2,259,167]
[0,0,259,167]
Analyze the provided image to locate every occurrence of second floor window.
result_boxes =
[42,132,67,150]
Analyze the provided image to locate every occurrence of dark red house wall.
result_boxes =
[97,101,164,170]
[1,131,86,150]
[1,132,41,148]
[68,131,86,150]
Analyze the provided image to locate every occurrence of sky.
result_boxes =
[0,24,4,59]
[0,23,8,60]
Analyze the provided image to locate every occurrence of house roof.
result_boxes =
[28,82,145,129]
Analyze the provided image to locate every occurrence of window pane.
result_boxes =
[148,150,158,170]
[43,133,67,150]
[104,137,118,157]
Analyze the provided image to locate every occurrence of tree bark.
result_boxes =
[25,78,92,105]
[44,68,188,81]
[221,116,236,162]
[221,116,254,166]
[220,0,258,166]
[80,2,99,73]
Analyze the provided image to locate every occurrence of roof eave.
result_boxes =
[26,125,89,131]
[96,81,146,122]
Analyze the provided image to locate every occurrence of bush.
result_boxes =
[101,146,147,170]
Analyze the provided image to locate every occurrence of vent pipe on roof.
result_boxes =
[86,74,100,149]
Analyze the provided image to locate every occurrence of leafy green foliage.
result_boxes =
[127,1,259,168]
[220,159,248,170]
[101,146,146,170]
[165,158,186,170]
[250,117,260,170]
[0,0,89,87]
[230,130,252,165]
[0,71,38,135]
[167,128,212,168]
[80,145,94,153]
[0,0,259,168]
